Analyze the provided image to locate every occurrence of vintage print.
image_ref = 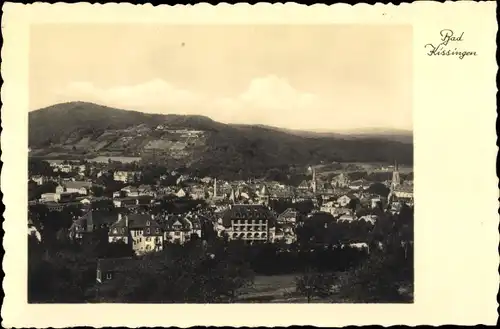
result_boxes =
[26,24,414,304]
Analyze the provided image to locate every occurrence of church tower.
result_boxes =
[213,178,217,198]
[229,188,235,203]
[391,161,401,189]
[311,168,317,194]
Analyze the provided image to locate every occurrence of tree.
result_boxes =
[29,181,59,200]
[97,241,255,303]
[348,198,361,213]
[367,182,390,198]
[28,236,98,303]
[334,206,414,303]
[295,267,334,303]
[28,159,54,176]
[91,185,105,197]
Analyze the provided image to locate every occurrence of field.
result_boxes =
[236,273,413,303]
[237,274,342,303]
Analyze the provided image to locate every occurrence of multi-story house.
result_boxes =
[31,175,49,185]
[69,209,120,242]
[277,208,299,224]
[331,173,350,188]
[120,186,139,197]
[337,195,352,207]
[56,181,93,195]
[163,214,202,244]
[221,204,275,242]
[113,197,140,208]
[108,213,163,255]
[113,171,141,183]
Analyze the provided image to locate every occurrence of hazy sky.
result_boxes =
[29,24,412,131]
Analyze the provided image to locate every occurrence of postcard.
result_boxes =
[1,2,498,327]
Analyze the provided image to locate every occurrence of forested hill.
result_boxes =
[28,102,413,175]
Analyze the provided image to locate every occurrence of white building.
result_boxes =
[113,171,141,183]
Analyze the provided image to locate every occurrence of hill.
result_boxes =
[245,124,413,144]
[28,102,413,178]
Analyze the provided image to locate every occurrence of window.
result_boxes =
[106,273,113,280]
[146,237,151,242]
[175,232,181,236]
[155,228,160,234]
[146,221,151,226]
[146,228,150,234]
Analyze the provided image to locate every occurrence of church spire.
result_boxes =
[311,167,317,193]
[391,160,401,190]
[229,188,235,203]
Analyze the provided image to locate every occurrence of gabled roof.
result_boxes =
[128,214,159,229]
[109,218,129,236]
[394,185,413,193]
[278,208,299,218]
[221,204,276,228]
[64,181,92,190]
[163,215,191,231]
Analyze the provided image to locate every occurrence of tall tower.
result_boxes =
[391,161,401,190]
[213,178,217,198]
[229,188,235,203]
[311,168,317,194]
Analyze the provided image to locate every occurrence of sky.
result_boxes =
[29,24,412,131]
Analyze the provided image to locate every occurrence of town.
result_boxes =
[28,155,414,303]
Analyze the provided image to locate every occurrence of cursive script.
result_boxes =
[425,29,477,59]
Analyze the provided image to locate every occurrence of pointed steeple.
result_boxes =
[391,160,401,190]
[260,184,268,196]
[229,188,235,203]
[311,167,317,193]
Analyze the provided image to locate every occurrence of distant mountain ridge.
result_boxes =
[246,124,413,143]
[28,102,413,177]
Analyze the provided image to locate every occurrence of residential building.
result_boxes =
[358,215,378,225]
[108,214,164,255]
[277,208,299,224]
[129,214,164,255]
[69,209,120,241]
[163,215,202,244]
[113,197,139,208]
[56,181,93,195]
[337,195,352,207]
[338,214,357,223]
[120,186,139,197]
[273,223,297,244]
[113,171,141,183]
[331,173,349,188]
[176,188,187,198]
[31,175,48,185]
[221,204,275,242]
[40,192,60,203]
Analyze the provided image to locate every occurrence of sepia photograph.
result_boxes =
[25,24,415,304]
